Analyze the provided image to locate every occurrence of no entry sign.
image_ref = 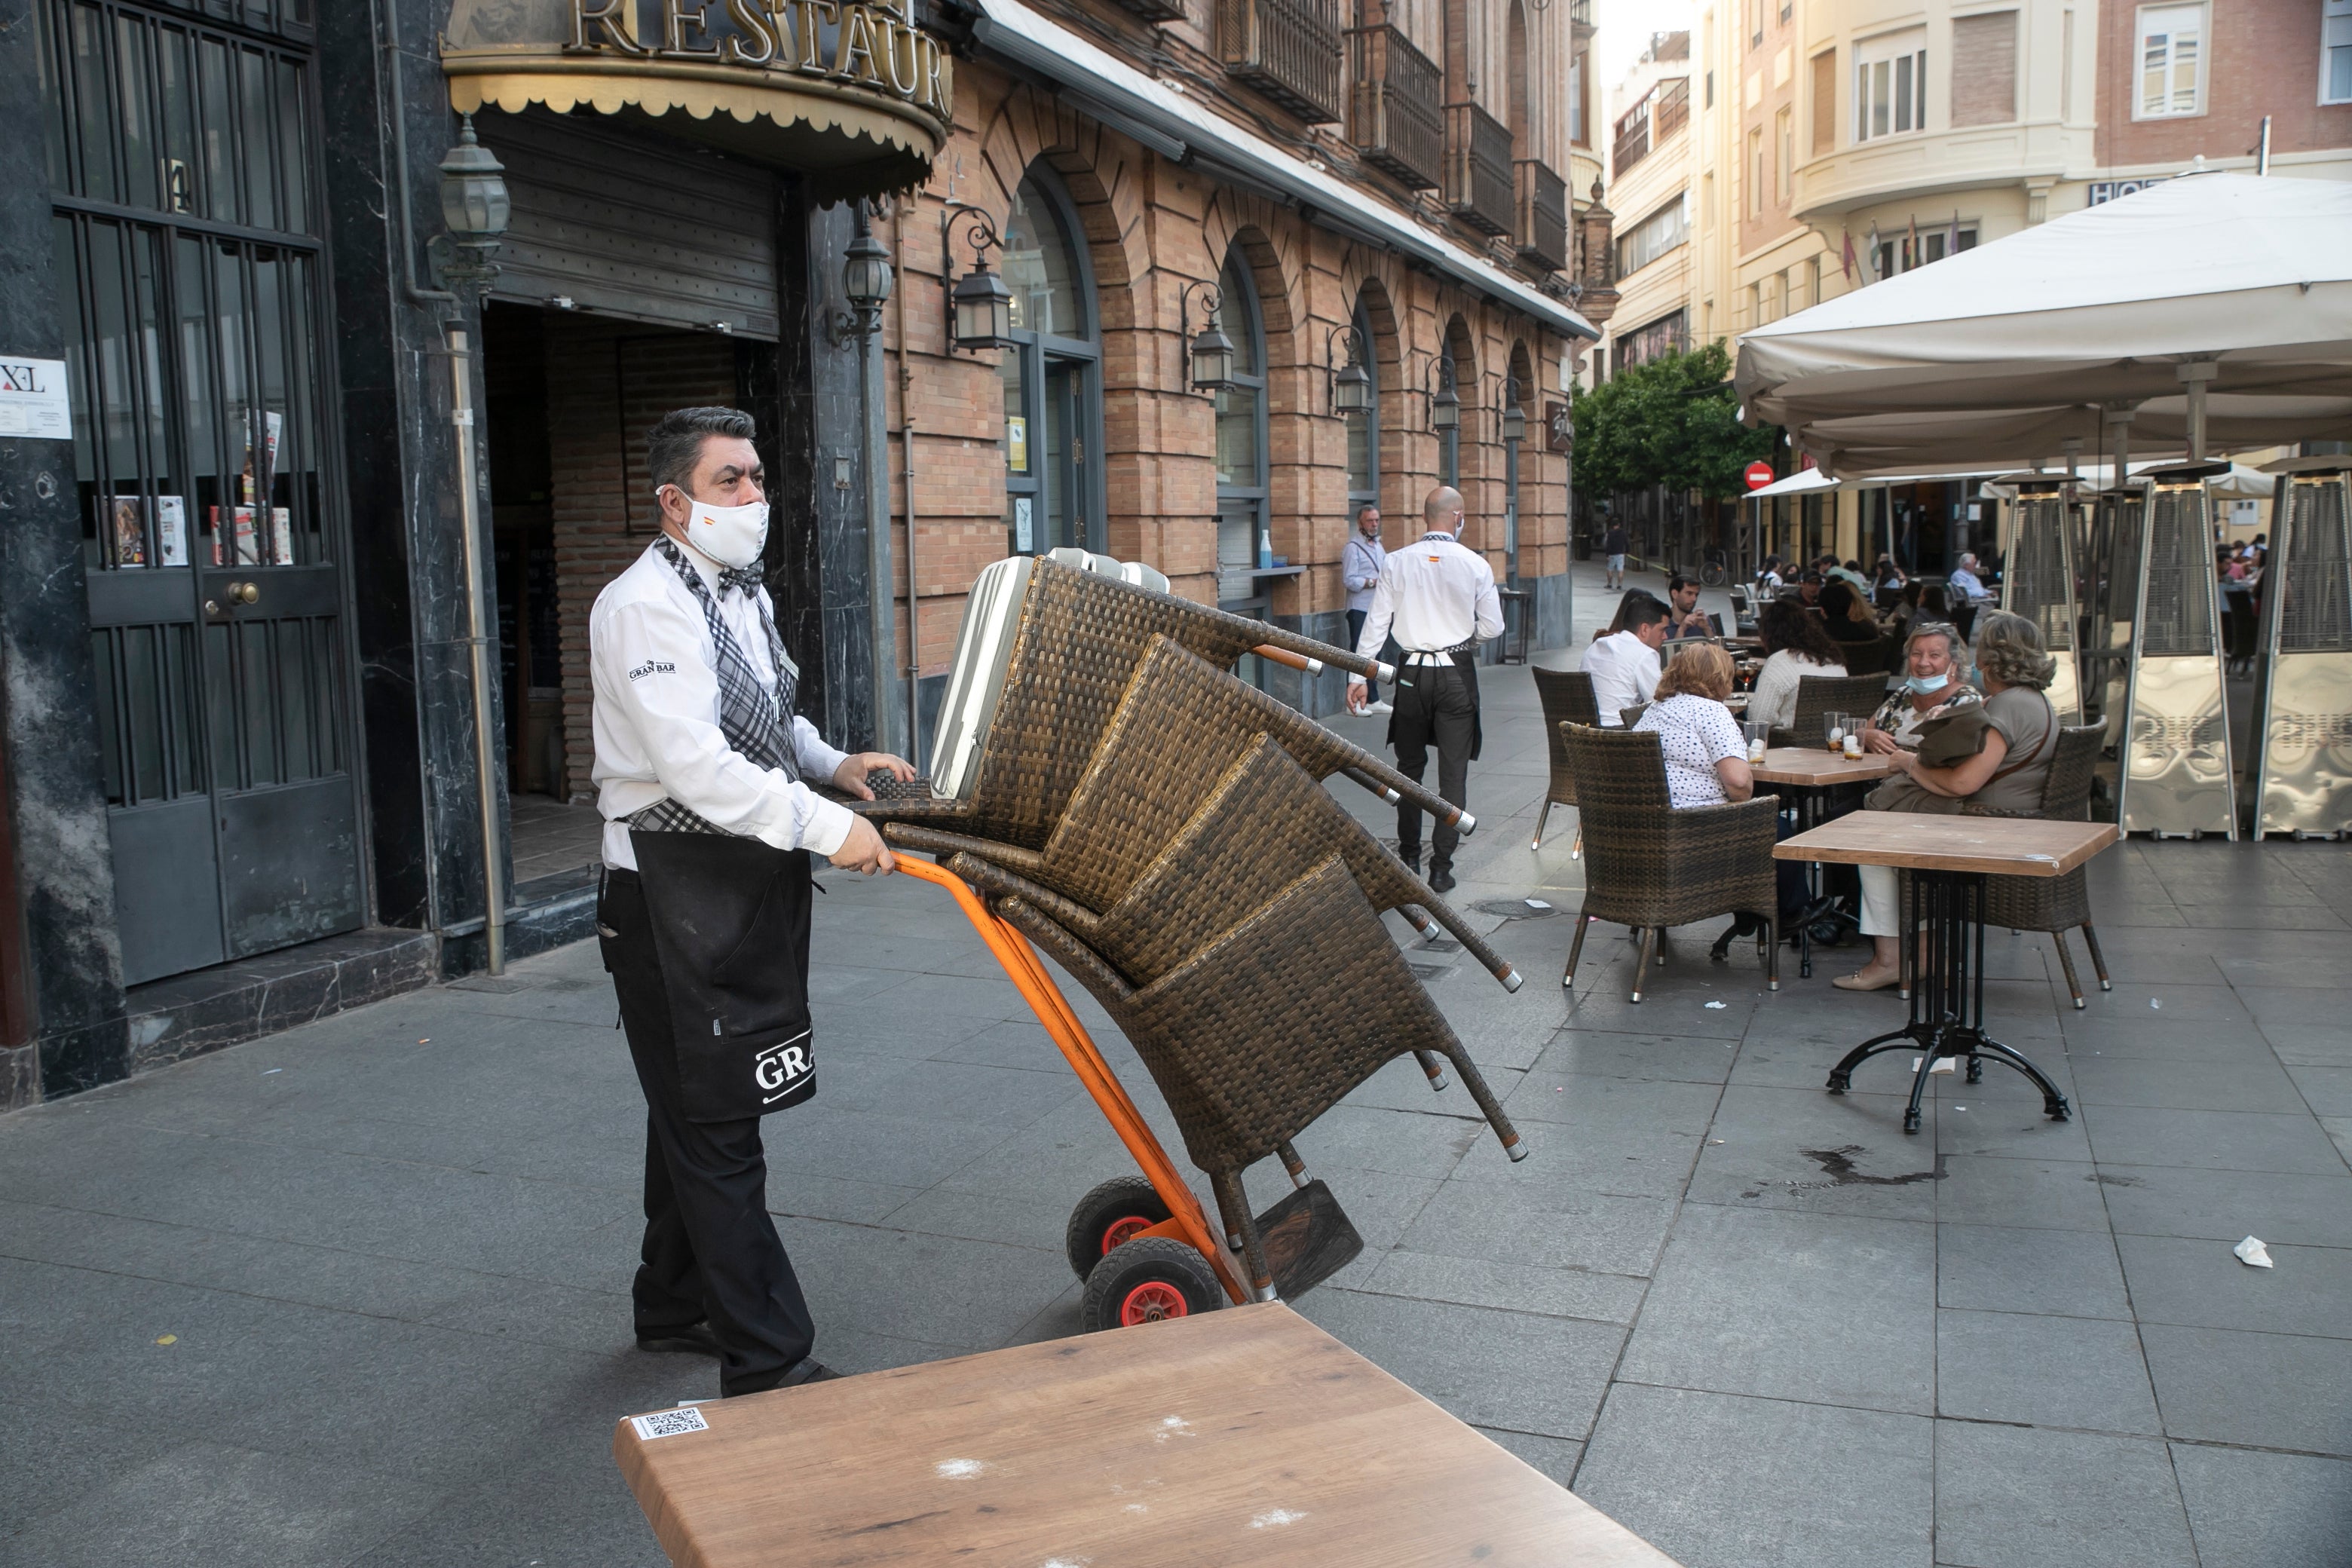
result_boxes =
[1744,461,1775,491]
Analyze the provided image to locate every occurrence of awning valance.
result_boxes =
[442,0,953,199]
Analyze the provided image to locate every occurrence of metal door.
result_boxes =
[43,0,361,985]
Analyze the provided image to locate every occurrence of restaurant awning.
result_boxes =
[1735,173,2352,476]
[440,0,954,199]
[967,0,1598,341]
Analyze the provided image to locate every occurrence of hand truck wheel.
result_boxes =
[1063,1175,1174,1280]
[1079,1237,1224,1331]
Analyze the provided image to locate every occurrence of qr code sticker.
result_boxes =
[630,1407,712,1441]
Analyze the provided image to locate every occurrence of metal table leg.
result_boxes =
[1824,869,2072,1134]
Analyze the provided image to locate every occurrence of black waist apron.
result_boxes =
[1387,649,1484,759]
[628,829,816,1124]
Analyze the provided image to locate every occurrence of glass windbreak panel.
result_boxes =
[1215,384,1260,488]
[1000,177,1085,338]
[1000,349,1028,475]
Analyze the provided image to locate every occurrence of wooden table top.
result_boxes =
[1776,812,2121,877]
[614,1304,1683,1568]
[1749,747,1897,787]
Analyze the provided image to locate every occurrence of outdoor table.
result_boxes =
[1750,748,1895,978]
[1777,813,2118,1135]
[613,1303,1683,1568]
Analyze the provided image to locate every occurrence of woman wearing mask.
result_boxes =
[1859,621,1980,753]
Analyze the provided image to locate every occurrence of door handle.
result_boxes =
[226,580,259,605]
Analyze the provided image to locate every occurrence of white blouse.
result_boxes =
[1634,694,1748,809]
[1747,649,1845,730]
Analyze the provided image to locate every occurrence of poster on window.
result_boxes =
[1013,496,1034,553]
[157,496,188,565]
[1005,415,1028,473]
[106,496,147,567]
[271,507,292,566]
[210,505,264,565]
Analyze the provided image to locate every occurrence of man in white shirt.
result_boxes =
[591,406,911,1397]
[1946,553,1992,603]
[1585,591,1670,725]
[1348,485,1502,893]
[1340,504,1391,712]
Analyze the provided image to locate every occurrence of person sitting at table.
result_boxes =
[1631,645,1751,807]
[1860,620,1982,753]
[1833,611,2062,992]
[1818,580,1884,651]
[1887,580,1950,644]
[1664,574,1718,640]
[1756,556,1787,594]
[1747,599,1848,730]
[1872,556,1907,608]
[1830,559,1873,596]
[1793,569,1825,609]
[1585,591,1670,725]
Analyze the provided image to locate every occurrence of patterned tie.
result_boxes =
[630,537,802,838]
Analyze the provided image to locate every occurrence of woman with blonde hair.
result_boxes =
[1631,644,1752,809]
[1834,611,2063,991]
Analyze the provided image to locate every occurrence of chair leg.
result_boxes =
[1211,1168,1275,1301]
[1570,821,1583,861]
[1439,1043,1529,1162]
[1630,927,1656,1003]
[1562,908,1592,990]
[1532,800,1554,852]
[1655,928,1670,965]
[2051,929,2086,1010]
[2080,922,2112,991]
[1766,914,1780,991]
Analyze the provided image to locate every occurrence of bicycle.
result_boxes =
[1698,549,1730,587]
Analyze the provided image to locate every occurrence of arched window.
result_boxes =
[1346,297,1379,518]
[1211,249,1269,613]
[997,169,1102,555]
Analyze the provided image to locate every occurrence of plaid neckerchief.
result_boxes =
[631,535,801,837]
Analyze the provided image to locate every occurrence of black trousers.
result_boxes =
[1391,663,1476,871]
[600,868,816,1397]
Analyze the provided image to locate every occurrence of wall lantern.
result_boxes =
[942,204,1015,353]
[831,200,896,346]
[1178,280,1236,394]
[1499,374,1528,445]
[1325,323,1371,417]
[1430,362,1460,433]
[430,115,510,297]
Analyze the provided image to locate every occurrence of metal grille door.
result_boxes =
[2119,477,2234,838]
[43,0,360,983]
[2255,469,2352,837]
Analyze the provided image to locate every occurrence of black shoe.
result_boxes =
[778,1358,843,1387]
[636,1321,723,1358]
[1429,866,1457,893]
[1709,914,1760,960]
[1399,853,1421,877]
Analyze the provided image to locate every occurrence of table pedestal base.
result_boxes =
[1821,868,2072,1135]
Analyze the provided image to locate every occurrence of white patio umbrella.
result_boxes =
[1736,173,2352,476]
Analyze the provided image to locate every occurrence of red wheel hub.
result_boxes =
[1118,1279,1190,1325]
[1100,1215,1154,1256]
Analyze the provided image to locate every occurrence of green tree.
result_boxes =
[1571,341,1775,501]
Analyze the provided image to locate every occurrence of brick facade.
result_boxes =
[2097,0,2352,168]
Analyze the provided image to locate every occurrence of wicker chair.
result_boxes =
[980,855,1524,1299]
[1961,721,2113,1009]
[1531,666,1600,856]
[1770,672,1895,749]
[1558,724,1782,1002]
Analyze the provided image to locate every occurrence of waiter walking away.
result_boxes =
[1348,485,1502,893]
[591,406,912,1395]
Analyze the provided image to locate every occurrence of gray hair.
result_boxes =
[1903,619,1968,669]
[647,406,758,497]
[1972,609,2057,690]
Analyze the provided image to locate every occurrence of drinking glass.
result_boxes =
[1824,711,1850,750]
[1743,719,1772,764]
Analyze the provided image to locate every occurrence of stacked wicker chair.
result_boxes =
[1770,671,1897,749]
[1531,666,1600,856]
[1960,721,2112,1009]
[1558,724,1783,1002]
[863,563,1527,1306]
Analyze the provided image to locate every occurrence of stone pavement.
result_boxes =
[4,562,2349,1566]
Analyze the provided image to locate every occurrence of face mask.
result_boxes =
[1907,670,1951,695]
[666,488,769,568]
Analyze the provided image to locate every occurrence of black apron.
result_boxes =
[1386,648,1484,760]
[628,829,816,1124]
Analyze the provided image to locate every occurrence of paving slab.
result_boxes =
[1934,1308,2161,1433]
[1931,1423,2195,1568]
[2170,1444,2352,1568]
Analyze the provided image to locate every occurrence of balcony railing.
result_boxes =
[1104,0,1187,23]
[1653,78,1689,141]
[1445,102,1513,236]
[1346,23,1442,188]
[1514,158,1568,271]
[1612,78,1686,176]
[1612,119,1649,175]
[1223,0,1345,124]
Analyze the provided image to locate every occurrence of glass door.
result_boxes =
[45,0,360,985]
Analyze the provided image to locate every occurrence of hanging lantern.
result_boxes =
[1432,378,1460,432]
[842,229,895,320]
[1334,354,1371,416]
[952,259,1015,351]
[1190,321,1238,393]
[1501,399,1527,445]
[436,115,510,244]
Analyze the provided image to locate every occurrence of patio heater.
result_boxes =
[2081,406,2142,733]
[2117,462,2237,840]
[1998,476,2083,724]
[2252,457,2352,838]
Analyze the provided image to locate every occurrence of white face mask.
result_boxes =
[665,487,769,569]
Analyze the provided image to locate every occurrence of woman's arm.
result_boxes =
[1713,755,1755,802]
[1891,730,2007,798]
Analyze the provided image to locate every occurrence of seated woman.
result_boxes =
[1631,645,1752,808]
[1860,620,1981,753]
[1887,580,1951,643]
[1818,580,1883,649]
[1833,611,2063,992]
[1747,599,1848,730]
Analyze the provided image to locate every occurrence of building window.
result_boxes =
[2324,0,2352,105]
[1616,309,1687,371]
[1705,69,1714,107]
[1876,224,1977,278]
[1775,106,1793,205]
[1345,298,1379,510]
[1747,128,1763,218]
[1811,51,1836,153]
[1855,29,1928,141]
[997,169,1103,556]
[1805,254,1822,307]
[1615,192,1689,276]
[1950,11,2019,127]
[1747,0,1763,46]
[2135,3,2204,118]
[1744,281,1760,329]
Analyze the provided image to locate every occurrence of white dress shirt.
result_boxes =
[590,537,854,871]
[1583,629,1662,726]
[1352,530,1504,664]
